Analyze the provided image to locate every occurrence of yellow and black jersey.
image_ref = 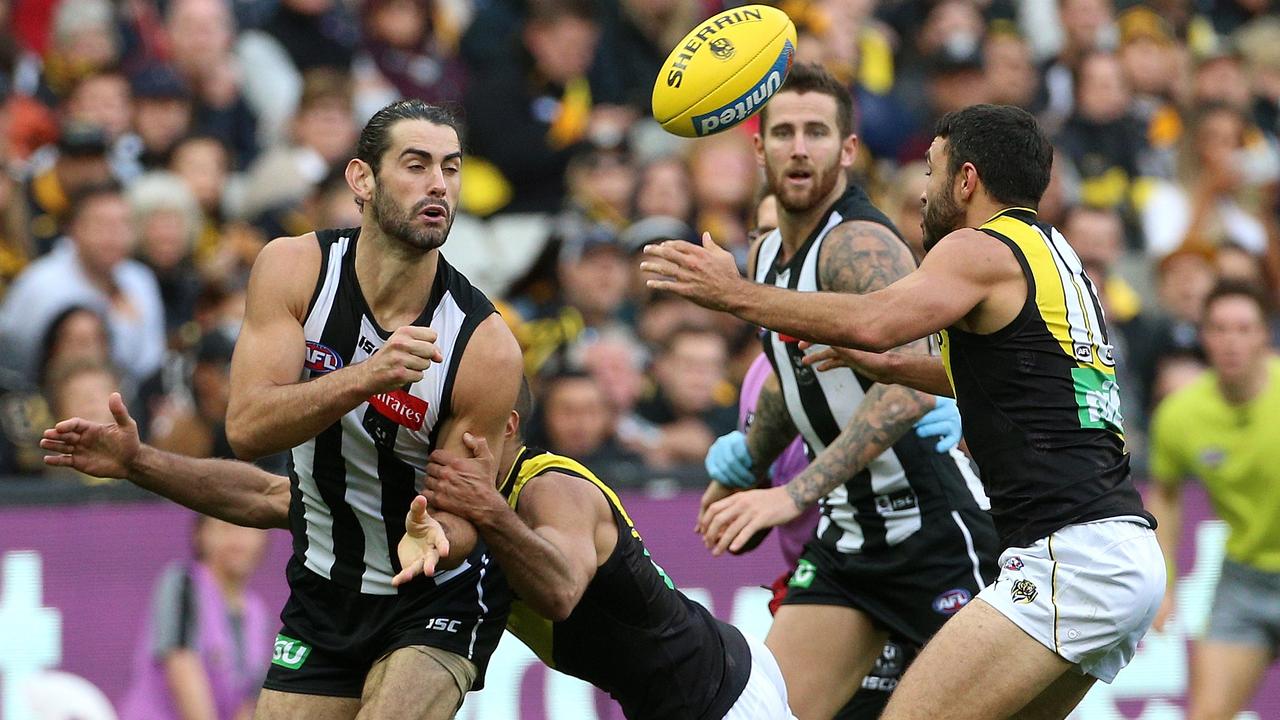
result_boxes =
[939,208,1154,548]
[497,447,752,720]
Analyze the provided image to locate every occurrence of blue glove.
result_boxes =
[705,430,756,489]
[915,396,962,453]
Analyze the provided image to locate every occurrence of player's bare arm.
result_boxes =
[225,235,443,459]
[701,221,938,554]
[801,345,955,397]
[410,313,523,572]
[415,437,606,621]
[42,392,290,529]
[642,227,1022,352]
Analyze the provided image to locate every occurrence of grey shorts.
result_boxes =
[1206,559,1280,655]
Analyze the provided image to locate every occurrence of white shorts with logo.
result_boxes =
[724,632,798,720]
[977,519,1165,683]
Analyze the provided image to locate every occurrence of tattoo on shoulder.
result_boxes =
[819,221,916,295]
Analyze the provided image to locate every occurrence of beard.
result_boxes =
[922,184,964,252]
[766,155,842,214]
[371,184,452,252]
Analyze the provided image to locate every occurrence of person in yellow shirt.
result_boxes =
[1148,280,1280,720]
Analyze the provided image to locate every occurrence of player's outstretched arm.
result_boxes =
[643,229,1008,351]
[801,344,955,398]
[42,393,290,529]
[226,236,445,459]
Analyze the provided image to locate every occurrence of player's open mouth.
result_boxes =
[785,170,812,183]
[419,205,448,222]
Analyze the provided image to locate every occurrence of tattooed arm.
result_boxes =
[700,221,939,554]
[745,370,799,481]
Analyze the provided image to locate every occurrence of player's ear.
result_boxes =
[752,132,766,167]
[840,132,858,169]
[346,158,375,208]
[505,410,520,441]
[958,162,979,201]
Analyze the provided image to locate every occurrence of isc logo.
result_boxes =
[426,618,461,633]
[304,341,343,374]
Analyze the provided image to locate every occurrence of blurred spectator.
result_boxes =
[1204,0,1276,36]
[0,163,32,295]
[131,65,194,171]
[1192,41,1254,111]
[62,69,143,180]
[1054,51,1152,220]
[1037,0,1117,132]
[259,0,359,75]
[1116,6,1185,179]
[37,305,112,389]
[32,0,121,106]
[632,154,694,225]
[242,68,357,220]
[562,141,636,231]
[22,122,113,254]
[127,171,203,335]
[1143,103,1271,257]
[1147,282,1279,720]
[984,27,1039,109]
[164,0,260,166]
[533,370,645,481]
[463,0,619,215]
[120,515,272,720]
[354,0,467,116]
[881,161,929,260]
[635,324,737,468]
[1156,249,1218,354]
[0,364,52,475]
[0,182,166,386]
[689,131,758,258]
[636,291,718,349]
[1237,17,1280,139]
[589,0,701,113]
[44,357,120,429]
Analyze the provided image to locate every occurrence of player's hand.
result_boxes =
[641,233,744,312]
[1152,587,1176,632]
[361,325,444,394]
[40,392,140,478]
[701,486,799,556]
[424,433,505,522]
[705,431,756,489]
[799,341,896,381]
[697,480,738,534]
[393,495,450,585]
[916,397,962,453]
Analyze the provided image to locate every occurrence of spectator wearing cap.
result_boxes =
[0,182,166,387]
[61,69,144,180]
[1116,6,1185,179]
[512,224,637,377]
[131,65,194,170]
[895,36,992,165]
[21,122,114,255]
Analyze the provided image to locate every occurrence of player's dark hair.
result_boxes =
[356,99,465,175]
[1202,279,1272,322]
[759,61,854,138]
[934,104,1052,208]
[513,376,534,439]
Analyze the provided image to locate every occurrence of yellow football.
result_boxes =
[652,5,797,138]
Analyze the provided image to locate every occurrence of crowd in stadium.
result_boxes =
[0,0,1275,488]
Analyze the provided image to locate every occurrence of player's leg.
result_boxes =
[880,598,1075,720]
[1186,559,1279,720]
[358,646,476,720]
[1186,642,1272,720]
[1010,668,1096,719]
[254,690,360,720]
[831,638,918,720]
[766,603,888,720]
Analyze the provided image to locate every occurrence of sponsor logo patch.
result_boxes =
[304,341,343,374]
[788,558,817,589]
[932,588,972,615]
[1071,367,1124,433]
[272,634,311,669]
[369,389,428,430]
[1010,578,1038,605]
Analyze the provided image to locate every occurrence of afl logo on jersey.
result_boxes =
[305,341,343,374]
[932,588,972,615]
[370,389,428,430]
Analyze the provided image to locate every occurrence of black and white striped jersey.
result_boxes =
[755,186,989,555]
[289,227,496,594]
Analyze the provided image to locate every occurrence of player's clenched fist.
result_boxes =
[360,325,444,393]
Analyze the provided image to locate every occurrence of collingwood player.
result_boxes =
[223,100,522,718]
[643,103,1164,720]
[43,385,796,719]
[690,63,999,720]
